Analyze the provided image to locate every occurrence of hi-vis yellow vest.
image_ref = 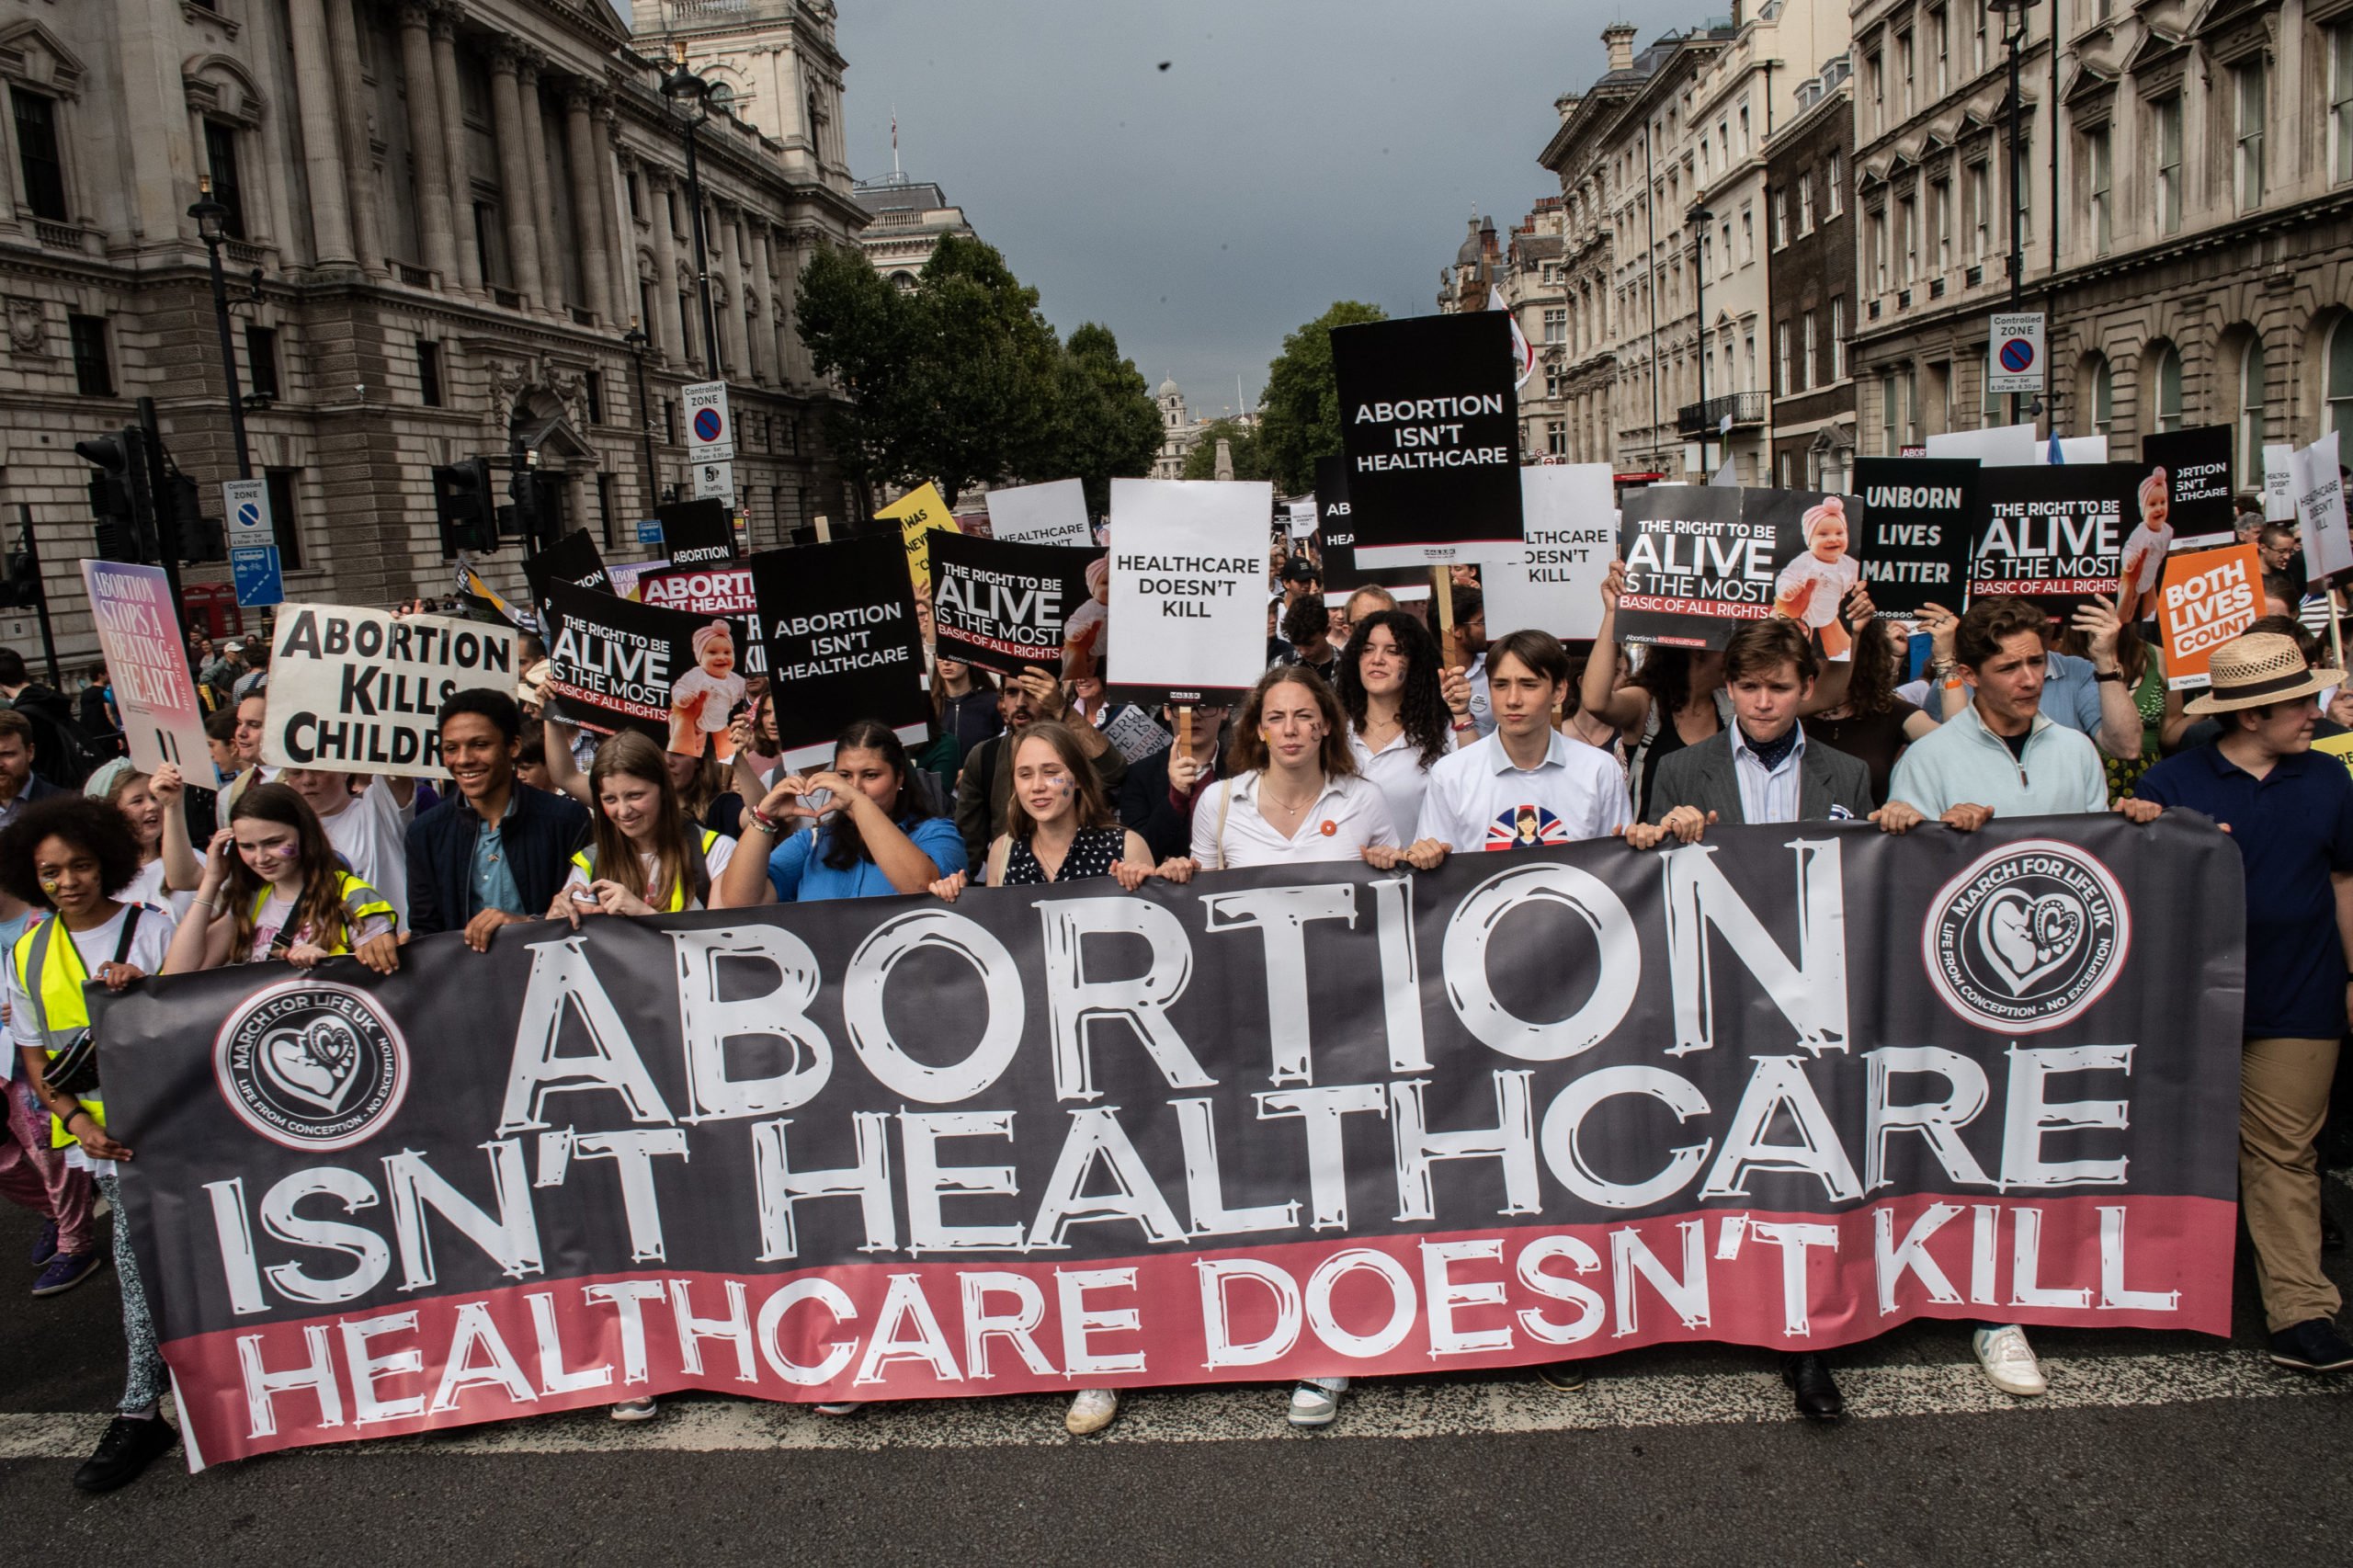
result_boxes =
[13,913,129,1149]
[572,830,722,913]
[248,871,393,956]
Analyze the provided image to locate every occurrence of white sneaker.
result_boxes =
[608,1395,658,1422]
[1064,1387,1119,1436]
[1287,1376,1349,1428]
[1972,1324,2048,1396]
[814,1401,865,1417]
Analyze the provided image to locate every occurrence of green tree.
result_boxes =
[795,235,1064,508]
[1037,323,1163,516]
[1178,417,1269,483]
[1255,300,1389,495]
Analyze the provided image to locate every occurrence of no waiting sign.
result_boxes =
[682,380,733,462]
[1988,312,2045,396]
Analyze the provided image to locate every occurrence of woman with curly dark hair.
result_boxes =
[1804,615,1939,806]
[1334,609,1474,842]
[0,794,184,1490]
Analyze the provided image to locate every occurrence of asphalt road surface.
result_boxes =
[6,1192,2351,1566]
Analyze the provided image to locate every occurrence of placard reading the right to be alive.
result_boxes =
[1615,486,1767,649]
[1330,312,1523,569]
[1970,463,2139,615]
[1106,477,1271,704]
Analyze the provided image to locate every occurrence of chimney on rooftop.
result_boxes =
[1603,22,1637,74]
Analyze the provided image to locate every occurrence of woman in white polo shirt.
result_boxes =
[1333,609,1475,843]
[1186,664,1442,1433]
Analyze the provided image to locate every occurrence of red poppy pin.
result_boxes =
[1319,820,1337,836]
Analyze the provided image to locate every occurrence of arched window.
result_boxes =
[2081,351,2112,437]
[2328,316,2353,443]
[2151,343,2183,433]
[2237,335,2268,481]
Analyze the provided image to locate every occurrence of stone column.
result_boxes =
[286,0,354,267]
[748,214,776,381]
[394,2,457,282]
[488,42,543,309]
[517,56,565,312]
[717,203,748,375]
[323,0,384,273]
[563,87,614,323]
[592,104,632,328]
[428,6,482,290]
[646,168,684,358]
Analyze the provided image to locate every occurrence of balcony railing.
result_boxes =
[1676,391,1768,437]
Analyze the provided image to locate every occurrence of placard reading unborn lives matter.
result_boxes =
[79,560,222,788]
[1850,457,1978,617]
[261,604,517,775]
[1480,463,1615,642]
[1107,477,1273,704]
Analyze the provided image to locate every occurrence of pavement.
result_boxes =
[6,1190,2353,1566]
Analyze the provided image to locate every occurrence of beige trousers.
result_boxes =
[2241,1035,2343,1333]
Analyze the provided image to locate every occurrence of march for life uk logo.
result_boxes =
[213,981,411,1153]
[1924,840,2131,1034]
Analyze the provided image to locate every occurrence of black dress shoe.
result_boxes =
[1781,1353,1846,1422]
[2324,1208,2346,1255]
[72,1415,177,1494]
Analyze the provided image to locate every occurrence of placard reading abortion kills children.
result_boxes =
[102,813,2245,1468]
[261,604,517,774]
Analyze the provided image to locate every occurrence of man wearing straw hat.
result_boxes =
[2134,631,2353,1372]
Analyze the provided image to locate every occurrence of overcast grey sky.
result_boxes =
[830,2,1722,421]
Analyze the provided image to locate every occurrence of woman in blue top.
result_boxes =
[713,720,967,907]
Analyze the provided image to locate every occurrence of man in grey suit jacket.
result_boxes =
[1622,617,1911,1422]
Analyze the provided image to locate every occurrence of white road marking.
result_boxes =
[1,1350,2345,1462]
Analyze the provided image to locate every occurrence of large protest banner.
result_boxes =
[261,606,517,774]
[2157,545,2261,690]
[1106,477,1270,703]
[1971,464,2139,613]
[80,561,221,788]
[102,813,2241,1468]
[2142,426,2234,551]
[1849,458,1976,617]
[1331,312,1523,568]
[640,564,764,676]
[877,482,957,596]
[1480,463,1614,642]
[746,535,927,769]
[1312,457,1427,599]
[928,531,1109,680]
[541,582,747,759]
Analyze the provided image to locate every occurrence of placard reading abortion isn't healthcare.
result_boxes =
[101,814,2245,1466]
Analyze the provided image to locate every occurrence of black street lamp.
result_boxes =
[661,51,726,376]
[1987,0,2037,427]
[623,317,659,514]
[188,176,253,481]
[1688,206,1713,475]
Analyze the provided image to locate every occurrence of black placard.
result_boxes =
[1614,486,1763,649]
[542,579,748,757]
[1330,312,1522,565]
[746,536,929,769]
[928,530,1109,680]
[1312,456,1430,594]
[657,496,741,566]
[1851,457,1977,616]
[1971,464,2141,615]
[2143,425,2234,551]
[523,528,610,615]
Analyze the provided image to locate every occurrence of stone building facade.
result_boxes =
[1766,54,1858,490]
[0,0,863,662]
[849,175,976,285]
[1847,0,2353,471]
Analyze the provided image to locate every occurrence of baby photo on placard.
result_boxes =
[1760,489,1866,660]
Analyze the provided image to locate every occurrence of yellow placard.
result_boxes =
[878,482,957,596]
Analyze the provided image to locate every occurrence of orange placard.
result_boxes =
[2158,544,2262,689]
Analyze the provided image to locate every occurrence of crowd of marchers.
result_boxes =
[5,515,2350,1492]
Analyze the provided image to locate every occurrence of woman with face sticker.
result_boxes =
[550,732,736,925]
[0,796,182,1490]
[160,782,400,977]
[97,763,203,915]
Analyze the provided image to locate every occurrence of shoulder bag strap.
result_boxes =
[1213,778,1234,872]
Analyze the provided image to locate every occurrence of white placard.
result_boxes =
[1481,464,1616,642]
[262,605,519,775]
[986,478,1093,547]
[2265,444,2297,522]
[682,380,733,462]
[1285,500,1318,540]
[1926,422,2038,467]
[692,460,734,504]
[1106,478,1271,702]
[2293,431,2351,583]
[1101,704,1173,763]
[1987,312,2045,395]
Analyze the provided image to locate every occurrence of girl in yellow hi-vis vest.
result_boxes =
[0,795,182,1492]
[543,731,735,1424]
[160,782,399,976]
[547,731,736,928]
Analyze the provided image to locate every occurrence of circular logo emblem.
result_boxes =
[1319,819,1337,837]
[214,981,409,1151]
[1999,338,2036,373]
[1922,838,2130,1033]
[692,407,723,442]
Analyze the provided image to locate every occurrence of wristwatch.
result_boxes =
[2093,669,2124,684]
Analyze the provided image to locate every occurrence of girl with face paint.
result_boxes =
[160,783,399,976]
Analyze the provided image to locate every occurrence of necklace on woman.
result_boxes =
[1261,776,1323,817]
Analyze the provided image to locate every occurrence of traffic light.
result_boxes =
[159,471,224,563]
[504,462,558,552]
[74,428,153,562]
[0,522,40,609]
[433,457,496,556]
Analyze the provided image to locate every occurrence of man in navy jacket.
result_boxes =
[405,689,587,948]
